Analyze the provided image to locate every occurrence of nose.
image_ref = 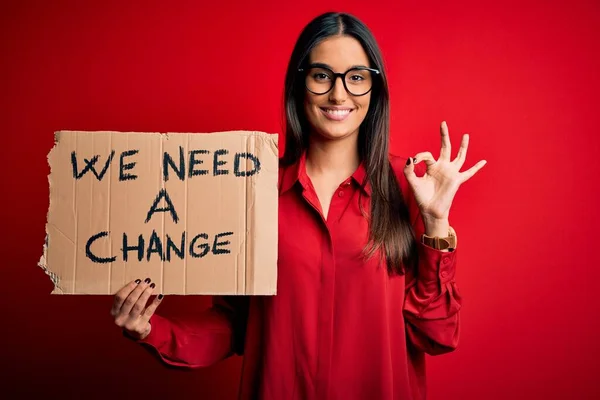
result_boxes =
[328,75,348,103]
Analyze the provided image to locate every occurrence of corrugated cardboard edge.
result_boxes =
[38,131,65,294]
[246,131,279,295]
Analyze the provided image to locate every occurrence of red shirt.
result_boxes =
[135,152,462,400]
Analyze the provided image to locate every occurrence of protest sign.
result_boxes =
[38,130,279,295]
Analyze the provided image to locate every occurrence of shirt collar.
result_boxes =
[351,159,372,196]
[279,151,372,197]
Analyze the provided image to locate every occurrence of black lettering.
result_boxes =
[189,149,210,177]
[146,230,164,261]
[85,231,116,263]
[163,146,185,181]
[213,149,229,176]
[146,189,179,223]
[122,233,144,262]
[119,149,139,181]
[71,150,115,181]
[212,231,233,255]
[166,232,185,261]
[189,233,210,258]
[234,152,261,177]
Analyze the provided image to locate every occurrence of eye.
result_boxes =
[312,72,331,81]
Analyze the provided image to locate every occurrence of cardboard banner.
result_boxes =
[39,130,279,295]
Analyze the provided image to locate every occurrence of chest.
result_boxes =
[310,180,340,220]
[277,186,378,283]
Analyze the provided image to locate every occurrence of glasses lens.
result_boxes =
[305,67,333,95]
[345,68,373,96]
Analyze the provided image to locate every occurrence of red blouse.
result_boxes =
[135,152,462,400]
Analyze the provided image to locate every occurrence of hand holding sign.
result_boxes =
[111,278,163,340]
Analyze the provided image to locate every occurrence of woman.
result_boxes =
[110,12,486,400]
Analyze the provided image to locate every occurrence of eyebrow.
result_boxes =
[308,62,370,71]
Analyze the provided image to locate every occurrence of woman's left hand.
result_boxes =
[404,121,487,224]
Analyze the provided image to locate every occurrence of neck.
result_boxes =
[305,131,360,179]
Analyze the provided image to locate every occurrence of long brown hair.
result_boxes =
[281,12,417,275]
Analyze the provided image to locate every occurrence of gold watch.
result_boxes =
[421,227,457,250]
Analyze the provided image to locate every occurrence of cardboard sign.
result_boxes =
[38,130,279,295]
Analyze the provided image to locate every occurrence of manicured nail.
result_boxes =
[135,279,141,284]
[158,294,164,300]
[144,277,151,284]
[413,157,417,163]
[150,283,156,289]
[406,158,411,166]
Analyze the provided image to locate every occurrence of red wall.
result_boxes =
[2,0,599,398]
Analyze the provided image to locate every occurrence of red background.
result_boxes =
[1,0,599,398]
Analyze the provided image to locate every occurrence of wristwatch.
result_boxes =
[421,227,457,250]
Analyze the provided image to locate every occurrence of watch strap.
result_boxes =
[421,229,457,250]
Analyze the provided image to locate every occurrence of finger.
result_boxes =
[120,278,152,316]
[460,160,487,183]
[439,121,452,161]
[454,133,469,168]
[111,279,141,317]
[403,156,418,186]
[413,151,436,167]
[129,282,156,318]
[141,294,165,322]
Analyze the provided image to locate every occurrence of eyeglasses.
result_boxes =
[298,65,380,96]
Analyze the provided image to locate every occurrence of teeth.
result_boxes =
[325,109,351,115]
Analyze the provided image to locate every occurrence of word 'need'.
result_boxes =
[71,147,261,182]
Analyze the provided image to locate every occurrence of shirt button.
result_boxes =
[441,271,448,278]
[443,257,450,264]
[338,191,345,197]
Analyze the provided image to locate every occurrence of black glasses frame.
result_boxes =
[298,65,381,97]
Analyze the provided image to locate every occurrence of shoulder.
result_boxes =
[278,157,290,182]
[278,157,297,192]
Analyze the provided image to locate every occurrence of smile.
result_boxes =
[320,107,353,121]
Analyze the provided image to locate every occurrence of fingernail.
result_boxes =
[158,294,164,300]
[144,278,151,284]
[413,157,417,163]
[150,283,156,289]
[135,279,141,284]
[406,158,411,166]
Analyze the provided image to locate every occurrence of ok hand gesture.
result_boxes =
[404,121,487,224]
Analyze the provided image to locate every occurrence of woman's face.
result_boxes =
[303,35,372,142]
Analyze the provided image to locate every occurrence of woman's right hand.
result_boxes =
[111,278,164,340]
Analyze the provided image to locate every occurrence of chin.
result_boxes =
[314,124,358,141]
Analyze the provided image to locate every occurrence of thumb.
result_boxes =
[403,157,418,186]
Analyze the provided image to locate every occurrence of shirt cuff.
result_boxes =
[122,314,170,350]
[416,240,457,284]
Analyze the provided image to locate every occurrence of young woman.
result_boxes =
[110,12,486,400]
